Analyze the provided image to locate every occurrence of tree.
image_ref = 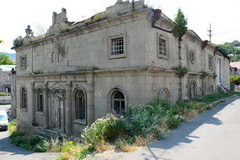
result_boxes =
[173,8,188,41]
[0,40,3,43]
[0,54,14,65]
[172,8,188,101]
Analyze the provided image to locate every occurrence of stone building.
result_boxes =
[0,65,15,94]
[13,0,230,135]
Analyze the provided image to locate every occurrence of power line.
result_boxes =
[213,27,240,36]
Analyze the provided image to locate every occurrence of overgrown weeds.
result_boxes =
[10,92,235,159]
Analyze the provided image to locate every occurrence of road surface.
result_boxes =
[0,105,59,160]
[90,96,240,160]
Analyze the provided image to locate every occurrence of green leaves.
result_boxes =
[173,8,188,40]
[230,75,240,85]
[0,54,14,65]
[13,36,23,48]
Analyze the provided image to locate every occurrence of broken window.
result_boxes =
[37,88,44,112]
[21,87,27,110]
[75,90,86,120]
[111,90,125,116]
[20,56,27,69]
[209,55,213,69]
[159,38,167,56]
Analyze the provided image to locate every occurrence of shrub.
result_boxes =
[82,114,125,146]
[8,120,17,134]
[166,115,181,130]
[124,103,166,136]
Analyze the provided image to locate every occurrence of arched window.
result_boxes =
[160,88,170,102]
[37,88,44,112]
[111,90,125,115]
[21,87,27,109]
[75,90,86,120]
[190,81,197,99]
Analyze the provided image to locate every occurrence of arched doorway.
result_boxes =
[190,81,197,99]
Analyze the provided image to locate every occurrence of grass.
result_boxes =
[194,92,235,104]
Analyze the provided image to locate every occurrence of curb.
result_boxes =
[211,94,239,106]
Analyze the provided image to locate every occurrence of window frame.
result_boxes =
[189,81,197,99]
[73,88,87,125]
[20,55,27,70]
[36,88,44,113]
[20,87,27,112]
[209,55,213,69]
[111,89,126,116]
[108,33,127,59]
[157,33,169,59]
[189,49,196,64]
[159,87,170,102]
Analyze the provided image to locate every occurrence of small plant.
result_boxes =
[32,70,44,75]
[117,11,127,16]
[8,120,17,134]
[172,66,189,78]
[199,71,209,79]
[92,14,106,22]
[115,139,138,152]
[13,36,23,48]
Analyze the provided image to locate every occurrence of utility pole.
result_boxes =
[208,23,212,42]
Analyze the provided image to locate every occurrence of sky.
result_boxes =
[0,0,240,53]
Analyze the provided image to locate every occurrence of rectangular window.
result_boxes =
[20,56,27,69]
[209,55,213,69]
[111,37,124,55]
[159,38,167,56]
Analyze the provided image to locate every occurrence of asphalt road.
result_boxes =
[0,105,59,160]
[90,96,240,160]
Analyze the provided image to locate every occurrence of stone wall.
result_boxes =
[14,0,230,135]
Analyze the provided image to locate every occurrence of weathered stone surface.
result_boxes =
[13,0,230,135]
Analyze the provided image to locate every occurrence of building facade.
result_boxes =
[13,0,230,135]
[0,65,15,94]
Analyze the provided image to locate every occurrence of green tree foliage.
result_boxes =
[217,40,240,61]
[173,8,188,40]
[0,40,3,43]
[230,75,240,85]
[172,8,188,101]
[0,54,14,65]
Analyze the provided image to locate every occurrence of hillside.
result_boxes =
[217,40,240,62]
[0,52,16,62]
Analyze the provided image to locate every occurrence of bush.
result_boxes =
[8,120,17,134]
[82,114,125,146]
[124,103,167,136]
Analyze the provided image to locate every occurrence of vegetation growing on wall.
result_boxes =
[13,36,23,48]
[172,66,189,78]
[172,8,188,41]
[172,8,188,101]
